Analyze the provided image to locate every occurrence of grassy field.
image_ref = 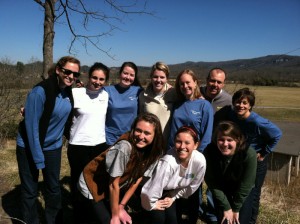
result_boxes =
[0,85,299,223]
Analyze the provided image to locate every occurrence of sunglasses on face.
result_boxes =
[60,67,81,78]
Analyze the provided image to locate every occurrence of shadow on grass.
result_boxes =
[1,176,73,224]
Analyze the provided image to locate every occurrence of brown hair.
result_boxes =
[56,56,81,71]
[125,112,165,187]
[175,126,199,143]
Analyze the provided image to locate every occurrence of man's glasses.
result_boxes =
[60,67,81,78]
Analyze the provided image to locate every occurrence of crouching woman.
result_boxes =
[203,121,257,224]
[77,113,165,224]
[141,126,206,224]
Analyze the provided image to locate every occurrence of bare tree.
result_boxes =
[34,0,154,79]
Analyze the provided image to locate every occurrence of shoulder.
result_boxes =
[192,150,206,164]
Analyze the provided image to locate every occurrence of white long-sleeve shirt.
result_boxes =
[141,148,206,211]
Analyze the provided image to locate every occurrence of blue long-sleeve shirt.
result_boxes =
[104,84,142,145]
[17,86,72,169]
[214,106,282,156]
[169,99,214,152]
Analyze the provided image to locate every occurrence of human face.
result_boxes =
[175,132,198,167]
[87,69,106,91]
[217,133,237,156]
[133,120,155,149]
[206,70,225,99]
[151,70,167,94]
[233,97,251,119]
[56,62,80,88]
[179,73,197,100]
[119,66,136,88]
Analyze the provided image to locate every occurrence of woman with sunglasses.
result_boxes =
[66,62,110,223]
[16,56,80,224]
[104,62,143,146]
[141,126,206,224]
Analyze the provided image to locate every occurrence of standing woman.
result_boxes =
[141,126,206,224]
[204,121,257,224]
[169,69,214,152]
[214,88,282,224]
[67,62,110,222]
[104,62,143,146]
[139,61,177,141]
[16,56,80,224]
[77,113,165,224]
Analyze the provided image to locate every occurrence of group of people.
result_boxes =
[16,56,282,224]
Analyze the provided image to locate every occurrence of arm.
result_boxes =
[24,87,46,169]
[199,102,214,151]
[231,148,257,212]
[118,177,143,223]
[109,176,121,224]
[258,119,282,158]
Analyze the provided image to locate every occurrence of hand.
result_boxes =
[233,212,240,224]
[110,215,120,224]
[257,153,265,161]
[221,209,233,224]
[154,199,169,210]
[118,205,132,224]
[161,197,174,208]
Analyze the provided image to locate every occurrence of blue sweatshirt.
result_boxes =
[104,84,142,145]
[17,86,72,169]
[169,99,214,152]
[214,106,282,156]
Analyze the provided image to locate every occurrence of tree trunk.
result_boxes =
[42,0,55,80]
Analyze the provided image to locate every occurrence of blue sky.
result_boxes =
[1,0,300,67]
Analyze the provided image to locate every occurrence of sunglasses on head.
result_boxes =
[60,67,81,78]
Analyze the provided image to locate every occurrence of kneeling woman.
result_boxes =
[204,121,257,224]
[141,126,206,224]
[77,113,165,224]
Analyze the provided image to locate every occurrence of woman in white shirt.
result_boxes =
[141,126,206,224]
[67,62,110,223]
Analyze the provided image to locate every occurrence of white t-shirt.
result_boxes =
[69,87,108,145]
[141,148,206,211]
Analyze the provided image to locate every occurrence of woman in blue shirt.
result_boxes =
[104,62,143,146]
[16,56,81,224]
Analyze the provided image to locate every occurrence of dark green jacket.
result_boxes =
[203,143,257,212]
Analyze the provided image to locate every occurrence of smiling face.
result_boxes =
[179,73,198,100]
[119,66,136,88]
[151,69,168,94]
[87,69,106,91]
[217,133,237,156]
[233,97,251,119]
[175,132,199,166]
[56,62,80,88]
[133,120,155,149]
[206,70,225,99]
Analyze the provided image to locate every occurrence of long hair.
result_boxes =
[125,112,165,187]
[175,69,201,101]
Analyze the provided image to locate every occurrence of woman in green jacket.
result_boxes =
[204,121,257,224]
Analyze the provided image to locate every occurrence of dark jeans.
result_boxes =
[146,201,178,224]
[16,146,62,224]
[67,143,108,223]
[249,157,268,224]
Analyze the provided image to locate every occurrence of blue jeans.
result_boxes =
[17,146,62,224]
[199,184,218,223]
[249,157,268,224]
